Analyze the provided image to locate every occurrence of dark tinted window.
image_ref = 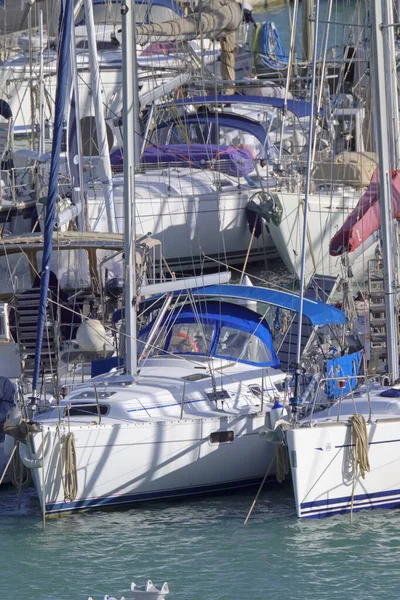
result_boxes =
[210,430,234,444]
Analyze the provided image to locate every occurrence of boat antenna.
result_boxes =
[32,0,73,397]
[290,0,321,418]
[121,0,139,375]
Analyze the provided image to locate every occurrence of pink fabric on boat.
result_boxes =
[329,169,400,255]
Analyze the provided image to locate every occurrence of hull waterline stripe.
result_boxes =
[300,496,400,518]
[44,475,275,514]
[301,485,400,510]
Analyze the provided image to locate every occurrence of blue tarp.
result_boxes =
[325,350,363,400]
[110,143,255,177]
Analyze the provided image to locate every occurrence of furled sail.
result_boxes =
[134,0,242,92]
[134,0,242,43]
[329,169,400,255]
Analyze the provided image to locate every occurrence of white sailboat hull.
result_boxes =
[28,413,276,515]
[87,174,278,268]
[267,189,378,281]
[286,419,400,518]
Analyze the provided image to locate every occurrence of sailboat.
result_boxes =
[253,2,380,284]
[284,0,400,519]
[2,0,352,518]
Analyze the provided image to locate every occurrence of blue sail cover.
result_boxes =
[110,143,255,177]
[32,0,73,393]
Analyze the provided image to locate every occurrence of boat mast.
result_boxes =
[32,0,73,396]
[121,0,138,375]
[370,0,399,383]
[84,0,117,233]
[291,0,320,414]
[302,0,314,62]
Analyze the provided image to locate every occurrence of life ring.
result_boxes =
[171,332,199,352]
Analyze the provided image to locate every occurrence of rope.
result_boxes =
[276,444,289,484]
[9,441,31,509]
[244,442,288,525]
[9,442,31,491]
[350,413,370,521]
[0,444,17,485]
[351,414,370,478]
[64,433,78,502]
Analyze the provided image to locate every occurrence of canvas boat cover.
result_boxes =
[330,168,400,255]
[134,0,242,43]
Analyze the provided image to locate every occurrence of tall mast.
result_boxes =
[32,0,73,395]
[84,0,117,233]
[291,0,320,414]
[121,0,138,375]
[370,0,399,382]
[302,0,314,62]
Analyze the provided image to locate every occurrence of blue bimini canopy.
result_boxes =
[139,301,280,368]
[182,285,346,327]
[173,95,322,119]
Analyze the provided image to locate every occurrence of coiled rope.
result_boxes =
[350,414,370,521]
[64,433,78,502]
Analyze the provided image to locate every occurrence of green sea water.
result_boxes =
[1,2,388,599]
[2,481,400,600]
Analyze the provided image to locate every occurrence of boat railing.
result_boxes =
[0,165,38,201]
[306,373,387,425]
[58,382,106,426]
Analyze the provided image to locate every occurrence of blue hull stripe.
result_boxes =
[300,488,400,518]
[301,486,400,509]
[335,438,400,449]
[45,476,272,515]
[301,498,400,519]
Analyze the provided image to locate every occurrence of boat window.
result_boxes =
[69,391,117,400]
[218,126,264,160]
[182,373,210,381]
[37,249,91,291]
[151,122,211,147]
[171,123,210,145]
[0,253,33,293]
[210,430,234,444]
[216,326,273,363]
[167,323,214,354]
[64,403,109,417]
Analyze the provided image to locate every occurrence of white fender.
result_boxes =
[269,399,288,430]
[18,433,50,470]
